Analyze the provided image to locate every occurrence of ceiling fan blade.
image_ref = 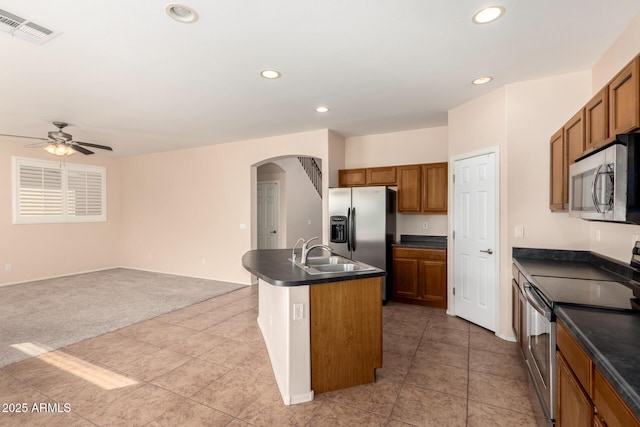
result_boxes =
[74,141,113,151]
[0,133,50,141]
[72,144,94,155]
[25,141,49,148]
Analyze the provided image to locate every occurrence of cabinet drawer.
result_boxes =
[594,369,640,427]
[556,321,592,396]
[393,247,446,261]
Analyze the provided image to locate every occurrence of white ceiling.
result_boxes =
[1,1,639,157]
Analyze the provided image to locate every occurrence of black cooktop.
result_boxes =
[532,275,639,311]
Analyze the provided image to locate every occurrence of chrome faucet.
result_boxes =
[291,237,305,263]
[301,237,333,264]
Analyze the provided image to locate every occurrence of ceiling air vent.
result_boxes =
[0,8,58,45]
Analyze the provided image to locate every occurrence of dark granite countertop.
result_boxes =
[555,306,640,420]
[392,235,447,249]
[242,249,385,287]
[513,247,640,420]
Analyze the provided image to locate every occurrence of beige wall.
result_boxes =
[588,12,640,262]
[119,129,331,285]
[345,127,449,236]
[345,127,448,168]
[0,140,121,285]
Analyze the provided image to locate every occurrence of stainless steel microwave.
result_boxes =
[569,134,640,223]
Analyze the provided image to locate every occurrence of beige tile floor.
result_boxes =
[0,286,545,426]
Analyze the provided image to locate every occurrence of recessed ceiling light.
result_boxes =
[315,106,330,113]
[472,76,493,85]
[166,4,199,23]
[472,6,505,24]
[260,70,281,79]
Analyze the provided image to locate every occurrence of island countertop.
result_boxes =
[242,249,386,287]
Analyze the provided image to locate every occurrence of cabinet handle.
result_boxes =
[480,249,493,255]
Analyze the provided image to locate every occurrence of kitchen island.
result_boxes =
[241,249,385,405]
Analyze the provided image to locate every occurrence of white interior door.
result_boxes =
[257,181,279,249]
[453,152,497,331]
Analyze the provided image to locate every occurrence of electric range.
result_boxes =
[531,275,640,312]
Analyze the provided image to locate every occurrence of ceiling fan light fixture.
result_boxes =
[44,143,75,156]
[472,6,505,24]
[166,4,199,23]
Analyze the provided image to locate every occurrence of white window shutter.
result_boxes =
[17,162,63,218]
[67,169,103,217]
[13,157,106,224]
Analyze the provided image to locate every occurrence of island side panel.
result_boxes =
[257,280,313,405]
[309,277,382,394]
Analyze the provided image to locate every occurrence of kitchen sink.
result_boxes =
[289,255,376,275]
[305,255,350,266]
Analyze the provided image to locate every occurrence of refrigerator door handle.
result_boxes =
[346,207,352,252]
[351,207,357,251]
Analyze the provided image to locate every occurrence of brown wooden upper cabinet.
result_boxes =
[366,166,397,185]
[397,163,448,214]
[397,165,422,212]
[550,128,566,211]
[421,162,448,213]
[565,109,586,165]
[338,168,367,187]
[585,87,609,152]
[609,56,640,136]
[339,166,397,187]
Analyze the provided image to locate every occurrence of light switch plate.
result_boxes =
[514,225,524,238]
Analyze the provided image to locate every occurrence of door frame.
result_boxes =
[447,146,501,335]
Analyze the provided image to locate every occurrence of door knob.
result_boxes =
[480,249,493,254]
[270,230,277,234]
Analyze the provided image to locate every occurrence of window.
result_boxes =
[13,157,107,224]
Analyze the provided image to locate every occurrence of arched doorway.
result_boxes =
[253,156,323,249]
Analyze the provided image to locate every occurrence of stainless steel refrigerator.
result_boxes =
[328,186,396,302]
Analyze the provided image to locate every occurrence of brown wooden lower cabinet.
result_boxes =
[392,246,446,308]
[309,277,382,394]
[556,320,640,427]
[556,352,593,427]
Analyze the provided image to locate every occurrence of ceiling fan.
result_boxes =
[0,121,113,156]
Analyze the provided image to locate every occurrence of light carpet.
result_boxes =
[0,268,246,368]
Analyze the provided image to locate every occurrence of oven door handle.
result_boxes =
[524,284,553,319]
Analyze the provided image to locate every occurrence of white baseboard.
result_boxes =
[0,265,254,288]
[0,267,116,288]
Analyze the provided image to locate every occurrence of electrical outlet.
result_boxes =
[595,229,601,242]
[201,258,206,265]
[422,221,429,230]
[147,253,152,260]
[293,303,304,320]
[5,264,11,272]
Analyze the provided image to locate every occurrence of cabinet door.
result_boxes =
[366,166,397,185]
[518,287,526,352]
[392,258,418,298]
[593,369,640,427]
[417,259,447,306]
[397,165,422,212]
[609,57,640,136]
[421,163,448,213]
[565,109,586,164]
[556,352,593,427]
[512,279,520,341]
[550,127,566,211]
[585,88,609,151]
[338,169,367,187]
